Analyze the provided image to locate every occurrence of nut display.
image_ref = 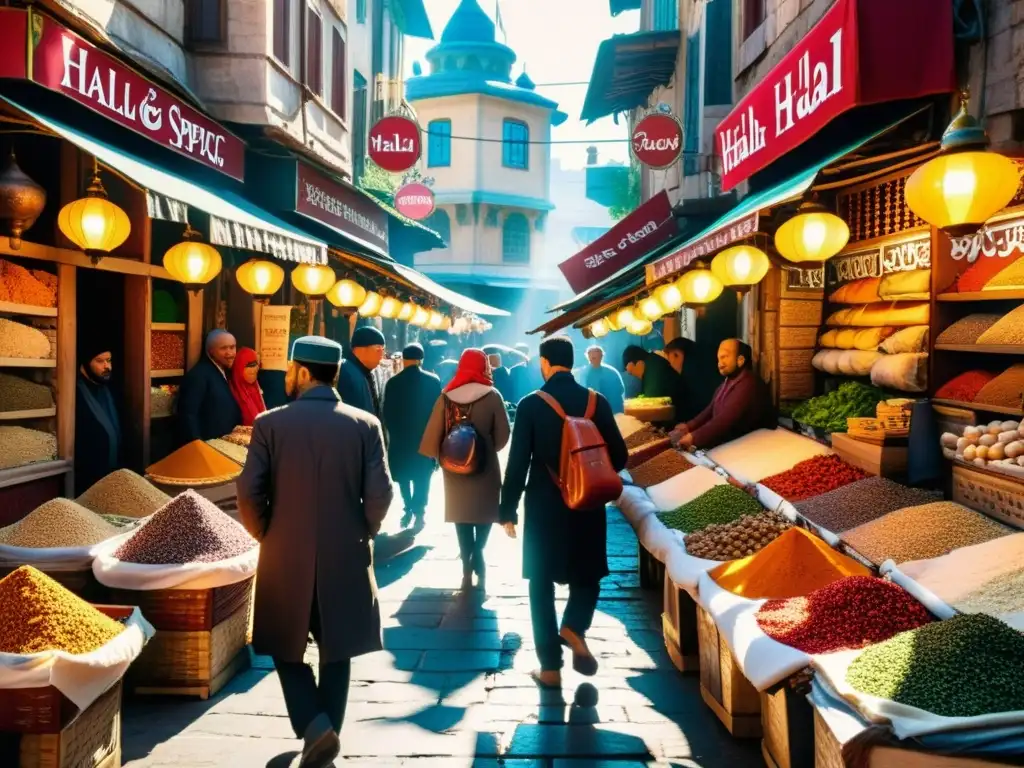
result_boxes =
[684,510,791,561]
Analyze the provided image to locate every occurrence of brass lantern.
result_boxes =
[398,301,416,322]
[290,263,336,297]
[410,305,430,327]
[0,150,46,249]
[905,93,1022,236]
[677,263,724,305]
[711,244,770,289]
[653,281,683,313]
[358,291,384,317]
[58,166,130,262]
[235,259,285,303]
[326,278,368,309]
[774,201,849,263]
[378,296,401,319]
[163,224,223,291]
[638,295,665,321]
[590,318,609,338]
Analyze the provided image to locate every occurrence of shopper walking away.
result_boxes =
[177,329,243,444]
[500,336,628,688]
[229,347,267,427]
[237,336,393,768]
[383,343,441,527]
[419,348,510,591]
[337,326,387,420]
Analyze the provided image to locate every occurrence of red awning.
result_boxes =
[715,0,954,192]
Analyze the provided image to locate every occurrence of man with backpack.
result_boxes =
[499,336,628,688]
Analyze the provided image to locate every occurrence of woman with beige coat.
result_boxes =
[420,348,511,591]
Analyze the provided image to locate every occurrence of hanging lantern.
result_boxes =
[604,312,622,332]
[58,166,130,262]
[677,263,724,305]
[441,316,453,331]
[451,316,469,334]
[427,309,445,330]
[628,317,653,335]
[774,201,849,263]
[711,244,770,288]
[163,224,223,291]
[379,296,401,319]
[0,149,46,249]
[326,278,368,309]
[653,282,683,313]
[235,259,284,302]
[398,301,416,321]
[410,305,430,326]
[638,295,665,321]
[290,263,336,297]
[590,318,609,338]
[358,291,384,317]
[905,94,1022,236]
[614,305,637,329]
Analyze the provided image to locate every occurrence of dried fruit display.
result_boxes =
[151,330,185,371]
[0,425,56,469]
[0,498,118,548]
[77,469,171,519]
[627,449,692,488]
[221,425,252,447]
[684,511,791,561]
[760,454,868,502]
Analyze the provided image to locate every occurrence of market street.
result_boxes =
[120,478,761,767]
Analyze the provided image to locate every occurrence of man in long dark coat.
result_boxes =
[237,336,393,768]
[176,329,242,444]
[383,343,440,527]
[74,335,122,495]
[499,336,628,689]
[337,325,386,420]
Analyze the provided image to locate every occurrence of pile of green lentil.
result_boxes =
[656,485,764,534]
[846,613,1024,718]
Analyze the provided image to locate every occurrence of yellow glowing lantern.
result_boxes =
[235,259,285,302]
[410,305,430,326]
[326,278,368,308]
[162,225,223,291]
[638,295,665,321]
[628,318,653,335]
[357,291,383,317]
[614,305,637,329]
[379,296,401,319]
[58,169,130,261]
[604,312,622,332]
[711,244,770,288]
[398,301,416,321]
[427,310,445,330]
[653,282,683,313]
[774,201,850,263]
[290,263,336,297]
[677,264,724,305]
[590,318,609,338]
[441,316,453,331]
[905,95,1022,236]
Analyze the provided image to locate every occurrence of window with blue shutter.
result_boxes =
[502,120,529,169]
[502,214,530,263]
[652,0,678,30]
[427,119,451,167]
[704,0,732,106]
[683,30,701,176]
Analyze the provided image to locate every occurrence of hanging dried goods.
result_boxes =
[627,449,692,488]
[0,425,56,469]
[0,317,50,359]
[655,485,763,534]
[77,469,171,519]
[684,511,791,561]
[793,476,940,533]
[934,314,1001,345]
[760,454,868,502]
[0,371,53,411]
[0,498,119,548]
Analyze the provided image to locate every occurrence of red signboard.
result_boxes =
[558,191,677,294]
[0,9,27,80]
[646,212,759,284]
[394,183,435,221]
[295,162,390,253]
[368,115,421,173]
[30,14,245,181]
[631,113,683,169]
[714,0,954,192]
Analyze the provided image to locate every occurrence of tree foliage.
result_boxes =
[608,161,641,221]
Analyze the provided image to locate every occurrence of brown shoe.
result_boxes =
[530,669,562,688]
[560,627,598,676]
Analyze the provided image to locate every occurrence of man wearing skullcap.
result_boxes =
[238,336,393,768]
[74,331,122,494]
[382,343,441,526]
[176,329,242,444]
[337,325,386,420]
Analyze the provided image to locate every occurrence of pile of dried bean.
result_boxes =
[624,425,661,450]
[760,454,868,502]
[794,477,940,533]
[628,449,692,488]
[935,314,1000,345]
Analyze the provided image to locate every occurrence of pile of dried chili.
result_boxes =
[759,454,868,502]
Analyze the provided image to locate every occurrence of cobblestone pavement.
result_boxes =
[122,473,762,767]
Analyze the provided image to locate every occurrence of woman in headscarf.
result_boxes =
[229,347,267,426]
[420,349,511,591]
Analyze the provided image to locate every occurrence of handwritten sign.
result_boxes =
[785,266,825,291]
[260,305,293,372]
[828,248,880,286]
[950,216,1024,264]
[882,236,931,273]
[646,212,758,284]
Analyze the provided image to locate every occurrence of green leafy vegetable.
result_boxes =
[791,382,888,433]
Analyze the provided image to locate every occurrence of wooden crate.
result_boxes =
[637,540,664,592]
[662,571,699,672]
[129,597,252,700]
[951,463,1024,530]
[108,578,254,632]
[696,605,761,738]
[830,433,907,477]
[761,674,814,768]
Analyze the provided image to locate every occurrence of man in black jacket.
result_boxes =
[499,336,628,688]
[74,335,122,495]
[176,329,242,444]
[337,326,386,420]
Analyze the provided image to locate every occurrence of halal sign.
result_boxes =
[368,115,421,173]
[631,113,683,169]
[394,183,435,221]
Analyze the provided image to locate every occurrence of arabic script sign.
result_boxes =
[295,162,390,253]
[30,14,245,180]
[827,233,931,285]
[950,216,1024,264]
[646,212,759,284]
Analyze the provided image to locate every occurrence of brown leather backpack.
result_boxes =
[537,389,623,511]
[438,397,484,475]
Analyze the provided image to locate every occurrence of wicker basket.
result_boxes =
[951,464,1024,530]
[876,401,912,431]
[108,578,253,632]
[9,683,121,768]
[697,605,761,738]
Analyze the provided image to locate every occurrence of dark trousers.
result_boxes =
[273,585,352,738]
[397,464,433,516]
[528,579,600,671]
[454,523,491,572]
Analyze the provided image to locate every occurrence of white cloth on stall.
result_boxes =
[0,530,135,572]
[707,429,832,485]
[616,485,660,530]
[646,465,727,512]
[881,562,958,621]
[664,530,720,595]
[91,539,258,590]
[613,413,647,438]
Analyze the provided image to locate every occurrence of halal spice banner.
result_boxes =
[20,9,246,181]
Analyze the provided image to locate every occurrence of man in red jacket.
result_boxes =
[671,338,773,450]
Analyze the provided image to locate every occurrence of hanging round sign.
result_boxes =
[394,183,435,220]
[368,115,422,173]
[631,113,683,169]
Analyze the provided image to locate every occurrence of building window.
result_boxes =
[353,71,368,180]
[273,0,290,65]
[502,119,528,170]
[704,0,732,106]
[306,6,323,96]
[185,0,226,45]
[428,120,452,167]
[743,0,766,39]
[356,0,366,23]
[683,31,701,176]
[428,210,452,244]
[652,0,678,31]
[502,213,530,263]
[331,28,346,118]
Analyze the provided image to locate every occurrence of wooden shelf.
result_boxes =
[151,368,185,378]
[934,344,1024,355]
[0,300,57,317]
[0,407,57,420]
[931,398,1023,416]
[150,412,174,420]
[0,459,71,490]
[151,322,186,332]
[0,357,56,368]
[937,290,1024,302]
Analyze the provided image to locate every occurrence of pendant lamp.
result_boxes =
[58,164,130,262]
[590,318,609,338]
[774,201,849,263]
[653,281,683,313]
[628,318,653,335]
[427,309,445,330]
[163,224,223,291]
[398,301,416,322]
[676,263,724,304]
[410,305,430,326]
[638,295,665,321]
[710,244,770,288]
[236,259,285,303]
[613,305,637,329]
[379,296,401,319]
[358,291,384,317]
[290,263,337,297]
[326,278,368,309]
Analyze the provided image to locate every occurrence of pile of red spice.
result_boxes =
[956,252,1023,293]
[934,370,998,403]
[759,454,869,502]
[755,576,933,655]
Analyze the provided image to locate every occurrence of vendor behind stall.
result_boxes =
[177,330,243,444]
[662,337,705,423]
[622,345,681,410]
[75,333,122,495]
[671,339,773,450]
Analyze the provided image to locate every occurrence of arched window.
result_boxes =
[502,213,530,263]
[428,210,452,245]
[502,119,529,169]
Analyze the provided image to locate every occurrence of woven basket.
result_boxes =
[108,577,253,632]
[13,682,121,768]
[876,401,912,431]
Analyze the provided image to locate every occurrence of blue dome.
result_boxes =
[441,0,496,44]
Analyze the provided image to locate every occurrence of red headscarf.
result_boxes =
[444,348,493,393]
[229,347,267,426]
